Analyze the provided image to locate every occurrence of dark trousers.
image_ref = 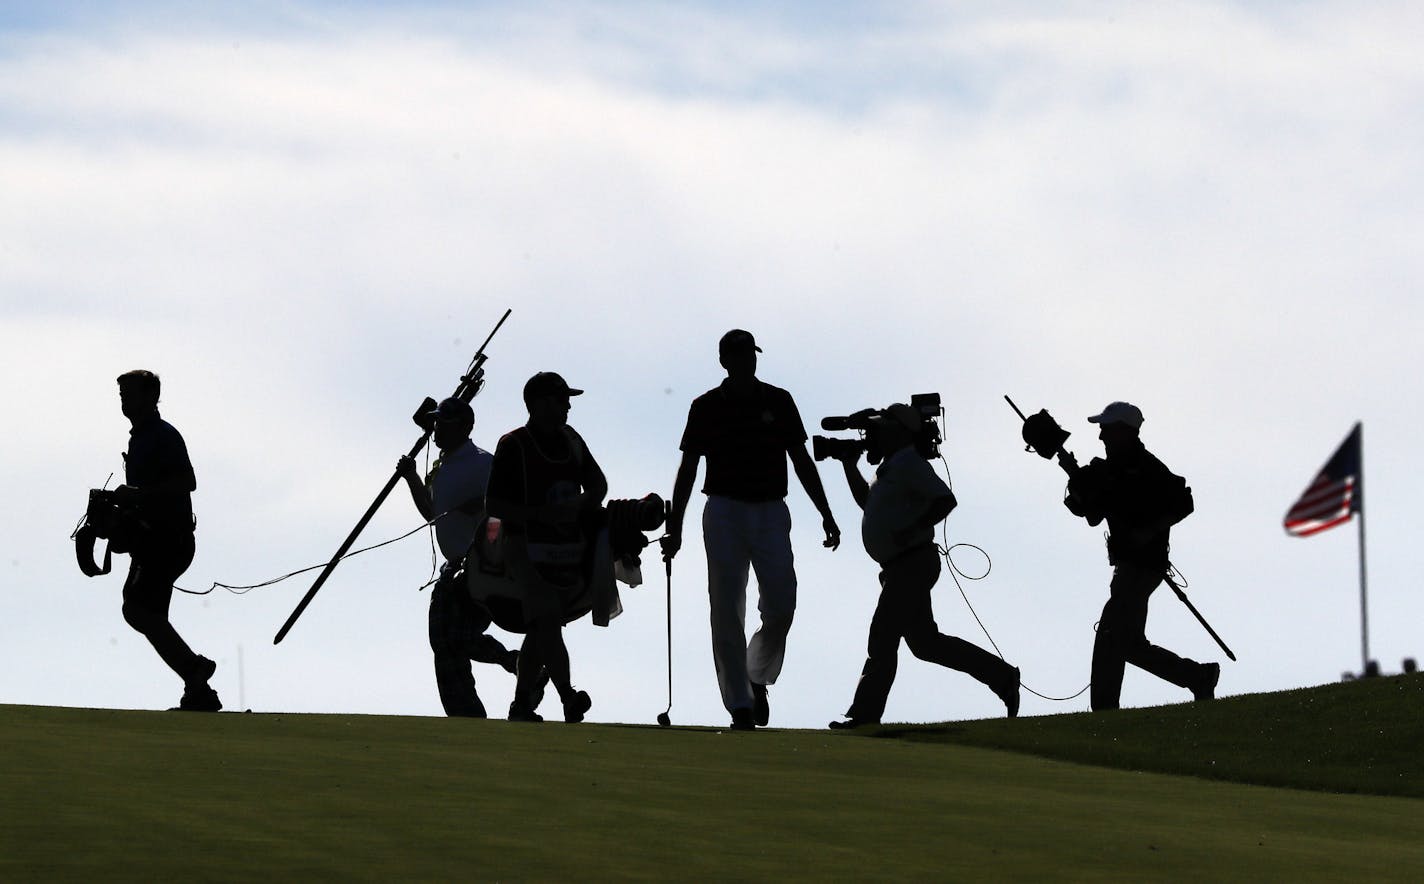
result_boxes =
[847,545,1014,723]
[428,579,511,717]
[1090,561,1203,710]
[121,531,206,685]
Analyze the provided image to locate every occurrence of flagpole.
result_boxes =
[1357,423,1370,674]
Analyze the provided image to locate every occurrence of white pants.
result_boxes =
[703,495,797,713]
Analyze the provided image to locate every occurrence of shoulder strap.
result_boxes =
[74,525,112,577]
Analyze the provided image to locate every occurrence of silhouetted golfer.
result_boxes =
[1065,401,1219,710]
[399,397,518,718]
[828,405,1019,729]
[486,372,606,723]
[113,370,220,711]
[661,330,840,730]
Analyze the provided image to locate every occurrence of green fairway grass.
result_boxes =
[3,679,1422,880]
[868,672,1424,798]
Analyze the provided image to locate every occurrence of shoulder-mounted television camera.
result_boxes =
[813,393,943,464]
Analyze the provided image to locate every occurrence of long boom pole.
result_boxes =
[273,308,512,644]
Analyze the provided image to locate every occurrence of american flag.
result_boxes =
[1284,423,1363,537]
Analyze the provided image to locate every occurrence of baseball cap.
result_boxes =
[879,403,923,433]
[718,329,762,357]
[1087,401,1144,429]
[523,371,584,406]
[433,397,473,423]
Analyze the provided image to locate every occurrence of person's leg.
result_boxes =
[519,612,589,722]
[511,629,543,719]
[844,571,904,724]
[509,546,574,720]
[428,580,485,717]
[703,497,754,714]
[539,619,573,699]
[450,591,515,670]
[1091,565,1150,710]
[747,500,796,690]
[121,533,207,685]
[471,633,516,668]
[891,548,1018,709]
[1114,563,1211,691]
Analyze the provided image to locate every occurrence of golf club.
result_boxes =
[657,518,673,727]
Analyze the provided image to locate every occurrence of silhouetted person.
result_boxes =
[399,397,519,718]
[114,370,220,711]
[486,372,607,723]
[828,405,1019,729]
[1063,401,1218,710]
[662,330,840,730]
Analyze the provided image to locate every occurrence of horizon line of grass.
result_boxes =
[856,673,1424,798]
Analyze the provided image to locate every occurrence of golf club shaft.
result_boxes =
[664,557,673,716]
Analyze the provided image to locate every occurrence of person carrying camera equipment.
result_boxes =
[824,403,1019,729]
[486,372,606,723]
[398,397,519,718]
[662,329,840,730]
[112,370,221,711]
[1064,401,1219,710]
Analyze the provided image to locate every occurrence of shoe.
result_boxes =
[188,655,217,688]
[751,683,770,727]
[562,690,592,724]
[1193,662,1220,701]
[995,666,1021,719]
[730,707,756,730]
[828,718,874,730]
[508,700,543,722]
[173,685,222,712]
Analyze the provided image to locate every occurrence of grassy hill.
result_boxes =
[3,677,1422,880]
[869,672,1424,798]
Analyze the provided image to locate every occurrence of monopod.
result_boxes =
[1165,573,1237,662]
[273,308,512,644]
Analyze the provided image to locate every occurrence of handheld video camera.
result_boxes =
[1005,396,1107,526]
[813,393,943,464]
[77,487,143,557]
[85,489,127,541]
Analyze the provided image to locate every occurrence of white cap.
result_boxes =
[1087,401,1144,429]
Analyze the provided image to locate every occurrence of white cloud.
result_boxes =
[2,2,1421,726]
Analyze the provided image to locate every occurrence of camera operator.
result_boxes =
[828,404,1019,729]
[1066,402,1218,710]
[398,397,519,718]
[113,370,221,711]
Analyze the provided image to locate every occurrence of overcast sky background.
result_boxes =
[2,1,1421,729]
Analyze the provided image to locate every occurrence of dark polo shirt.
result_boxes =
[680,379,807,502]
[125,412,196,533]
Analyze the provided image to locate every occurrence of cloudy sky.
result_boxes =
[3,1,1421,728]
